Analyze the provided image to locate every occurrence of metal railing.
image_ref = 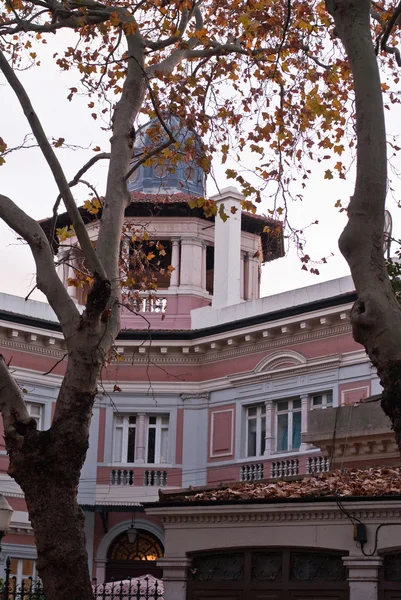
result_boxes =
[0,559,164,599]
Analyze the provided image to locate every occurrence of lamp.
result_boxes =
[127,512,137,544]
[0,495,13,551]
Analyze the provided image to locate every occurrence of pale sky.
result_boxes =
[1,38,400,304]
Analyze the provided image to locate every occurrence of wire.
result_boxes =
[360,523,401,557]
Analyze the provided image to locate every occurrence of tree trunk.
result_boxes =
[327,0,401,453]
[24,482,93,600]
[4,344,104,599]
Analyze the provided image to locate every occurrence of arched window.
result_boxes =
[107,530,164,562]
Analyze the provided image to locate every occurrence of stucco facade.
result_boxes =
[0,125,396,596]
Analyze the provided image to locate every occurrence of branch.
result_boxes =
[0,193,80,335]
[96,26,146,333]
[380,0,401,67]
[0,50,107,280]
[0,356,36,446]
[49,152,110,247]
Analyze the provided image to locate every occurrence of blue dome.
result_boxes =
[127,116,206,197]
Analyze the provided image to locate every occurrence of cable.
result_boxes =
[360,523,401,557]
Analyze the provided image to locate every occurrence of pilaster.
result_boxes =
[157,557,191,600]
[343,556,382,600]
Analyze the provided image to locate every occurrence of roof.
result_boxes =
[157,467,401,506]
[39,193,284,263]
[0,290,356,338]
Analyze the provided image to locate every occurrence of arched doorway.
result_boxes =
[106,529,164,582]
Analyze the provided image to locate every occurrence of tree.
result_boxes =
[326,0,401,451]
[0,0,401,598]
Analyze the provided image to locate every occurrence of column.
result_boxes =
[299,394,310,452]
[95,558,106,582]
[201,241,207,291]
[170,237,180,288]
[157,557,191,600]
[264,399,274,456]
[135,413,146,463]
[211,188,242,308]
[243,252,250,301]
[66,263,77,299]
[343,556,382,600]
[179,237,203,291]
[240,251,246,300]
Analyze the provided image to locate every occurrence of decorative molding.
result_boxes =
[254,350,307,373]
[152,504,401,526]
[209,408,234,458]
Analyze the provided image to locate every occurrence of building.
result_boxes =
[0,118,396,598]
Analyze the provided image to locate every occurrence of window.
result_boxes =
[147,416,169,464]
[26,402,43,430]
[246,405,266,457]
[9,557,37,586]
[276,399,301,452]
[311,391,333,409]
[113,414,169,464]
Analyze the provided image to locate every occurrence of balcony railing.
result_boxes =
[240,463,264,482]
[110,469,134,486]
[271,459,299,478]
[306,456,330,474]
[128,296,167,313]
[144,470,168,487]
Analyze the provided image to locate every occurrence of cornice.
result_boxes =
[148,501,401,524]
[0,323,355,373]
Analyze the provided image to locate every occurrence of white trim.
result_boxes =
[209,408,234,458]
[95,518,165,562]
[341,385,370,405]
[1,544,37,559]
[254,350,307,373]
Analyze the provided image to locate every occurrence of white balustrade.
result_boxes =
[306,456,330,474]
[271,459,299,478]
[240,463,264,482]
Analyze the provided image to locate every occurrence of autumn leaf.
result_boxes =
[147,252,155,261]
[56,226,74,241]
[324,169,334,180]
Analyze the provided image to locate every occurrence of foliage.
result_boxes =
[0,0,400,271]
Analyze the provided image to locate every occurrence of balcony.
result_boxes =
[109,468,168,487]
[302,395,398,467]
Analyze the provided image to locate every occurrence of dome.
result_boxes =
[127,116,206,197]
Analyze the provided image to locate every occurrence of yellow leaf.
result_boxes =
[147,252,155,261]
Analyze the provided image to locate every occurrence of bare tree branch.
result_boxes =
[380,0,401,67]
[0,357,33,444]
[0,193,80,334]
[49,152,110,247]
[0,50,107,280]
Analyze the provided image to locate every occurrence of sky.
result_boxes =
[1,38,400,304]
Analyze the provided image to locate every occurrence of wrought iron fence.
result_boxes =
[0,558,164,600]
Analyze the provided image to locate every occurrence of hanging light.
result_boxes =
[127,512,137,544]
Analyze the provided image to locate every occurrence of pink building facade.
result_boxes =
[0,120,387,588]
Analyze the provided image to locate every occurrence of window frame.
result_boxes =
[245,404,266,458]
[113,413,170,465]
[26,401,44,430]
[275,398,302,453]
[9,557,38,586]
[311,391,333,410]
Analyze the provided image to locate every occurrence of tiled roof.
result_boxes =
[159,468,401,504]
